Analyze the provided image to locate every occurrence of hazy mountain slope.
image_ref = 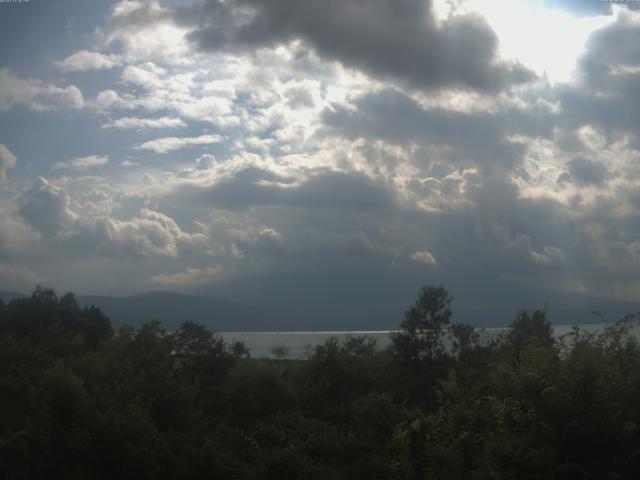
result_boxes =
[0,291,26,303]
[77,292,305,331]
[3,287,640,331]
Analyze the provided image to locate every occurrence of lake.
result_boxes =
[220,323,638,359]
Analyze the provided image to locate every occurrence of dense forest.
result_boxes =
[1,286,640,479]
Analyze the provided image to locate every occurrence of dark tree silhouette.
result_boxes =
[392,285,452,363]
[507,308,554,350]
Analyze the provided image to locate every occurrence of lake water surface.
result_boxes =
[221,323,638,359]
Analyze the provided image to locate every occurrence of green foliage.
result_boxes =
[507,308,555,351]
[269,344,290,360]
[2,286,640,479]
[0,286,112,352]
[230,340,250,358]
[174,320,223,357]
[390,285,454,408]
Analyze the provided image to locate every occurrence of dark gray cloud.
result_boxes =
[557,13,640,136]
[201,173,604,326]
[564,156,609,186]
[184,0,534,92]
[557,86,640,142]
[322,89,552,172]
[580,13,640,85]
[173,167,396,210]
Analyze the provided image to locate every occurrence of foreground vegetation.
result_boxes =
[1,286,640,479]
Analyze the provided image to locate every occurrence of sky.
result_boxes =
[1,0,640,325]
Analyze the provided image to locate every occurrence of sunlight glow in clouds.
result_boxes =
[463,0,614,83]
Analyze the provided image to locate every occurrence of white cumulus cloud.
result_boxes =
[52,154,110,171]
[136,134,223,153]
[411,250,438,267]
[102,116,187,129]
[0,68,84,112]
[55,50,120,72]
[0,144,17,182]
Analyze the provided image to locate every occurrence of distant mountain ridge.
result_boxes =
[78,291,299,331]
[0,290,26,303]
[0,290,306,331]
[2,288,640,332]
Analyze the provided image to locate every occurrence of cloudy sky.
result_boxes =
[1,0,640,325]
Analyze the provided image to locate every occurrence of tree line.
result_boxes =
[1,285,639,479]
